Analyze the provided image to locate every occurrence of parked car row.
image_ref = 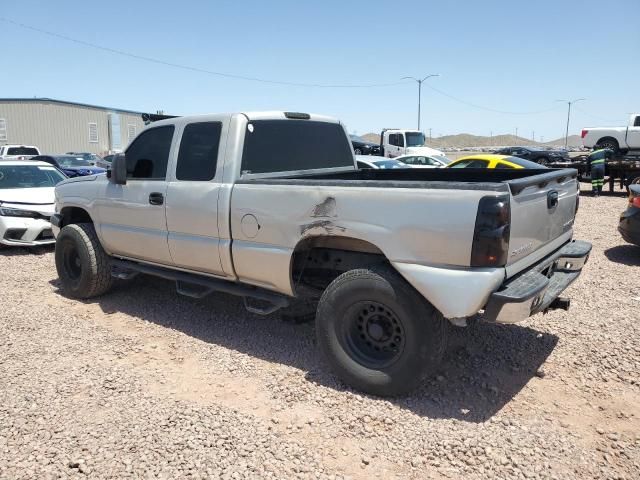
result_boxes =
[0,160,66,247]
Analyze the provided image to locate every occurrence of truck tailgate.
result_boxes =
[505,169,578,278]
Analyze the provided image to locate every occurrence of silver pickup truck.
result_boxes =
[51,111,591,396]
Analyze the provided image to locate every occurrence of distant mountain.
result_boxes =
[543,135,582,148]
[359,132,584,149]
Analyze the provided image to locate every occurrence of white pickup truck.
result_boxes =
[51,111,591,396]
[581,114,640,154]
[380,129,444,158]
[0,145,41,160]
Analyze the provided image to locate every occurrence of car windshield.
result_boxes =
[56,156,94,167]
[405,132,425,147]
[373,160,406,169]
[0,165,66,189]
[349,135,365,142]
[6,147,39,156]
[508,156,548,168]
[432,155,452,164]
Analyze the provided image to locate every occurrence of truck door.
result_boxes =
[164,120,227,276]
[387,133,404,158]
[627,115,640,149]
[97,125,175,264]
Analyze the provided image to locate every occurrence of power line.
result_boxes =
[0,16,406,89]
[572,105,626,124]
[424,84,561,115]
[0,15,590,119]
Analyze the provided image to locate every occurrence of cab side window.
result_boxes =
[125,126,175,180]
[176,122,222,181]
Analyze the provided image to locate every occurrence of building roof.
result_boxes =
[0,97,147,115]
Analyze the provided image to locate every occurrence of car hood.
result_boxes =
[62,166,106,175]
[405,146,445,156]
[0,187,55,214]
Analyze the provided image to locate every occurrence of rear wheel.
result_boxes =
[315,267,447,396]
[596,139,620,154]
[55,223,114,299]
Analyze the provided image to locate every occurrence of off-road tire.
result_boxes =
[315,267,447,396]
[55,223,114,299]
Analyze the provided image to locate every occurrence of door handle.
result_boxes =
[149,192,164,205]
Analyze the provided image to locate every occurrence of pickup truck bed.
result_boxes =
[51,111,591,396]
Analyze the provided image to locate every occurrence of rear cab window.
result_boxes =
[241,120,353,175]
[7,147,39,156]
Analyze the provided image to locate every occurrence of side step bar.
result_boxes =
[110,259,290,315]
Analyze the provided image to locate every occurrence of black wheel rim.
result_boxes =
[340,301,406,369]
[61,238,82,281]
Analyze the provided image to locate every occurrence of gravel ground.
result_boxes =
[1,186,639,479]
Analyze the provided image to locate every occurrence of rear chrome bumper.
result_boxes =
[483,240,592,324]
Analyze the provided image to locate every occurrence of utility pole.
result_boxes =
[429,128,432,141]
[402,74,440,131]
[515,127,518,145]
[556,98,585,149]
[532,131,535,142]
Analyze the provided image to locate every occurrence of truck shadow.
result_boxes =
[0,244,54,257]
[55,275,558,423]
[604,244,640,266]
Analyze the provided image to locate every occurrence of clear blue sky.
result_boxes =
[2,0,638,141]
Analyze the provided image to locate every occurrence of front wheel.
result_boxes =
[354,148,363,155]
[537,156,549,166]
[315,267,447,396]
[55,223,114,299]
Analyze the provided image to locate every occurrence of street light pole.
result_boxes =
[556,98,585,149]
[402,74,439,131]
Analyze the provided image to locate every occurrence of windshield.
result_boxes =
[405,132,425,147]
[373,160,406,169]
[432,155,452,164]
[6,147,39,156]
[349,135,365,142]
[508,156,548,168]
[0,165,66,189]
[56,156,94,167]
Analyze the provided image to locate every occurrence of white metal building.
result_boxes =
[0,98,149,155]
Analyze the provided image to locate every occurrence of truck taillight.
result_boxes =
[471,195,510,267]
[581,129,588,139]
[630,196,640,208]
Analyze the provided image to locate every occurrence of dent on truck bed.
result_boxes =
[300,196,347,236]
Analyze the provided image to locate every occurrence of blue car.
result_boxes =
[30,154,106,177]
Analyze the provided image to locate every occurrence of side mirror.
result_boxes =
[109,154,127,185]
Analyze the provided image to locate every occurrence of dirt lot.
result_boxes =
[1,187,639,480]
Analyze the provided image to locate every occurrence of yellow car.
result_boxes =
[447,154,545,169]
